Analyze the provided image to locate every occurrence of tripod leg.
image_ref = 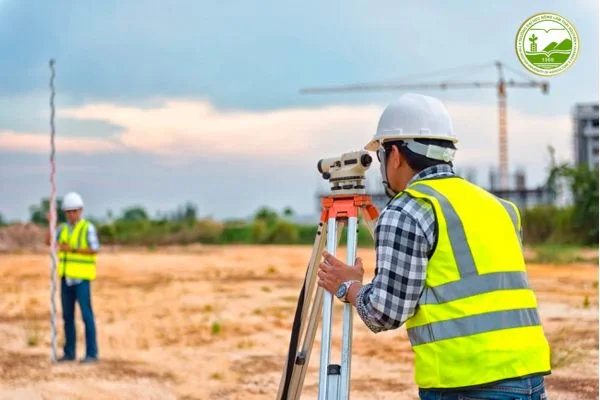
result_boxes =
[289,284,323,399]
[277,217,328,400]
[327,365,341,399]
[339,215,358,399]
[318,216,340,400]
[287,218,345,400]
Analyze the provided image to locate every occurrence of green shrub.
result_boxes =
[251,220,269,243]
[521,206,556,244]
[522,205,594,246]
[192,219,224,243]
[268,221,299,244]
[97,224,117,243]
[547,163,598,245]
[220,223,253,244]
[297,225,319,244]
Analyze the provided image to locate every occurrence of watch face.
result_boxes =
[335,284,347,299]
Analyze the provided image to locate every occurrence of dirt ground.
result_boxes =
[0,245,597,400]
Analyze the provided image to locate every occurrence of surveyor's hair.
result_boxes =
[383,138,456,171]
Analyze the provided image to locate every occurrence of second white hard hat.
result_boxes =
[62,192,84,210]
[364,93,458,152]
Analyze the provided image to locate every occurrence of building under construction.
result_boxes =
[573,102,599,170]
[315,167,555,215]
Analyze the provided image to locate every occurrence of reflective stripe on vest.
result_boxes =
[408,307,540,346]
[498,198,523,249]
[420,271,530,305]
[400,177,550,389]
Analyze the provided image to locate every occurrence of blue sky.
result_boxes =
[0,0,597,221]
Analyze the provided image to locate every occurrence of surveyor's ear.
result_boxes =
[390,145,403,169]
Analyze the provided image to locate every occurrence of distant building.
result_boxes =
[316,167,555,215]
[573,103,599,170]
[484,168,555,211]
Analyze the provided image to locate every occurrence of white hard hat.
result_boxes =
[364,93,458,160]
[62,192,84,210]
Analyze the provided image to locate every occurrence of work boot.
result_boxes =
[56,355,75,363]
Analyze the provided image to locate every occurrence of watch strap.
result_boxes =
[340,280,361,303]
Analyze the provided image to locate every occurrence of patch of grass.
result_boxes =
[529,244,598,264]
[282,295,298,303]
[27,334,38,347]
[202,304,214,313]
[583,296,590,308]
[236,340,255,349]
[266,265,277,274]
[260,286,271,293]
[252,308,263,316]
[211,321,221,335]
[210,372,223,380]
[592,281,598,289]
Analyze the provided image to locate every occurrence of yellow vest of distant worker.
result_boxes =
[398,176,551,389]
[58,219,97,280]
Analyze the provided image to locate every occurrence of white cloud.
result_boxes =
[0,98,573,185]
[0,131,123,155]
[56,100,383,159]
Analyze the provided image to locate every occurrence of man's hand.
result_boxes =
[59,243,71,252]
[317,251,364,296]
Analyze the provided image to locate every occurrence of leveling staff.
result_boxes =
[317,93,551,400]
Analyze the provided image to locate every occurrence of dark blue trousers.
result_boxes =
[419,375,547,400]
[60,278,98,359]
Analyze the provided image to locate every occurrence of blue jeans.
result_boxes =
[61,278,98,359]
[419,375,547,400]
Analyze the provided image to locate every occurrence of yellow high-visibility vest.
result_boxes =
[398,176,551,389]
[57,219,97,280]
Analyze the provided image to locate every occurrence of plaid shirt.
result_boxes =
[355,164,455,333]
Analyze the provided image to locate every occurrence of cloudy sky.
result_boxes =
[0,0,597,221]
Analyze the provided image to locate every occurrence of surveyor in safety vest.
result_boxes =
[317,93,551,399]
[46,191,99,363]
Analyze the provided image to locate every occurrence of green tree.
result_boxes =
[119,206,149,222]
[254,207,279,226]
[548,163,599,245]
[251,220,269,243]
[29,198,66,225]
[0,213,5,227]
[283,206,295,218]
[268,221,299,244]
[178,202,197,224]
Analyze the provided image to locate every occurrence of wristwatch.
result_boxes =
[335,280,361,303]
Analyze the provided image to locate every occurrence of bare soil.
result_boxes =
[0,245,597,399]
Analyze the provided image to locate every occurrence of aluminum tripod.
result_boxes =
[277,194,379,400]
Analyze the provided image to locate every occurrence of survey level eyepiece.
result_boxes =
[317,150,372,196]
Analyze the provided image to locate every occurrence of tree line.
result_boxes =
[1,163,597,247]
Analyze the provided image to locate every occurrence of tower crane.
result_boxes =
[300,61,549,190]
